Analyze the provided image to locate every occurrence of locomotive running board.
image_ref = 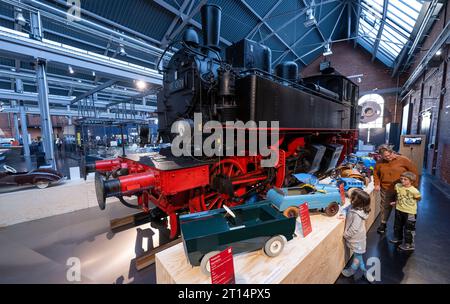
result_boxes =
[109,212,152,231]
[135,237,182,271]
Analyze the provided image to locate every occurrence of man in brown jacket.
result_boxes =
[374,145,419,234]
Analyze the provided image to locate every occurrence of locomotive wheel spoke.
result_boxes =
[227,164,234,177]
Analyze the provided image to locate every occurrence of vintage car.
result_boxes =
[180,202,296,275]
[266,173,343,218]
[0,165,65,189]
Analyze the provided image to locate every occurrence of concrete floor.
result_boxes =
[0,200,171,284]
[1,146,449,284]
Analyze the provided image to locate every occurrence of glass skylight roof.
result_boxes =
[357,0,424,67]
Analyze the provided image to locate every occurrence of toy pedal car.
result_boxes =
[180,202,296,275]
[267,184,342,218]
[336,177,365,195]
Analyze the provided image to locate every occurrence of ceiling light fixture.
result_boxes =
[14,8,27,26]
[68,65,75,74]
[136,80,147,90]
[323,43,333,56]
[304,8,317,27]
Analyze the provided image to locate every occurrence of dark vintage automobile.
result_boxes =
[0,165,65,189]
[180,202,296,275]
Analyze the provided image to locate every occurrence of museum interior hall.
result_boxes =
[0,0,449,285]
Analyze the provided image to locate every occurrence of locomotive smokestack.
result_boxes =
[201,4,222,51]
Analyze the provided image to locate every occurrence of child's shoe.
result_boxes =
[341,267,356,277]
[398,243,415,251]
[389,238,402,245]
[377,223,387,234]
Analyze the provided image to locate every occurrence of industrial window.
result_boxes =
[358,94,385,129]
[357,0,424,67]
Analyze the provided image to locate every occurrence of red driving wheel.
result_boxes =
[203,159,247,210]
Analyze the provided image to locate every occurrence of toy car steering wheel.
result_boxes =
[3,165,17,174]
[223,205,236,218]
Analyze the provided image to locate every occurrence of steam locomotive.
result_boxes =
[85,4,360,239]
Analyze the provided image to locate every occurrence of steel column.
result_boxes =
[19,104,31,158]
[35,59,55,168]
[30,11,54,167]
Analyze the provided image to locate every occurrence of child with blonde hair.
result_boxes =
[390,171,421,251]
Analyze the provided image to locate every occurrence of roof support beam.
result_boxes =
[347,0,352,39]
[161,0,192,47]
[273,2,344,65]
[402,0,440,71]
[372,0,389,62]
[240,0,307,65]
[0,89,157,112]
[329,3,347,41]
[245,0,284,39]
[70,79,118,105]
[0,12,161,69]
[153,0,232,46]
[161,0,208,48]
[107,89,159,108]
[401,19,450,95]
[301,0,327,42]
[354,0,362,48]
[260,0,341,44]
[0,27,163,85]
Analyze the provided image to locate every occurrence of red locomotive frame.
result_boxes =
[90,129,357,239]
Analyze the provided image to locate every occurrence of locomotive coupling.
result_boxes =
[84,163,96,178]
[95,173,121,210]
[95,171,157,211]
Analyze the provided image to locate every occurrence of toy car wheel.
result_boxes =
[200,251,221,276]
[35,180,50,189]
[263,235,286,257]
[283,206,299,218]
[325,202,339,216]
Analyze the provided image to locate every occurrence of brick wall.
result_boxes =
[0,113,68,140]
[405,2,450,184]
[301,42,405,128]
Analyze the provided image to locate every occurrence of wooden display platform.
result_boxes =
[155,184,380,284]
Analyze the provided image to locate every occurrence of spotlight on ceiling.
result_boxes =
[92,71,96,77]
[14,8,27,26]
[68,65,75,74]
[136,80,147,90]
[118,43,127,57]
[304,8,317,27]
[323,43,333,57]
[436,49,442,56]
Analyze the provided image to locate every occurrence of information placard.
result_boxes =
[210,247,235,284]
[298,203,312,237]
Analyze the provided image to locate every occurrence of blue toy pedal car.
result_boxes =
[266,173,343,218]
[336,177,365,192]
